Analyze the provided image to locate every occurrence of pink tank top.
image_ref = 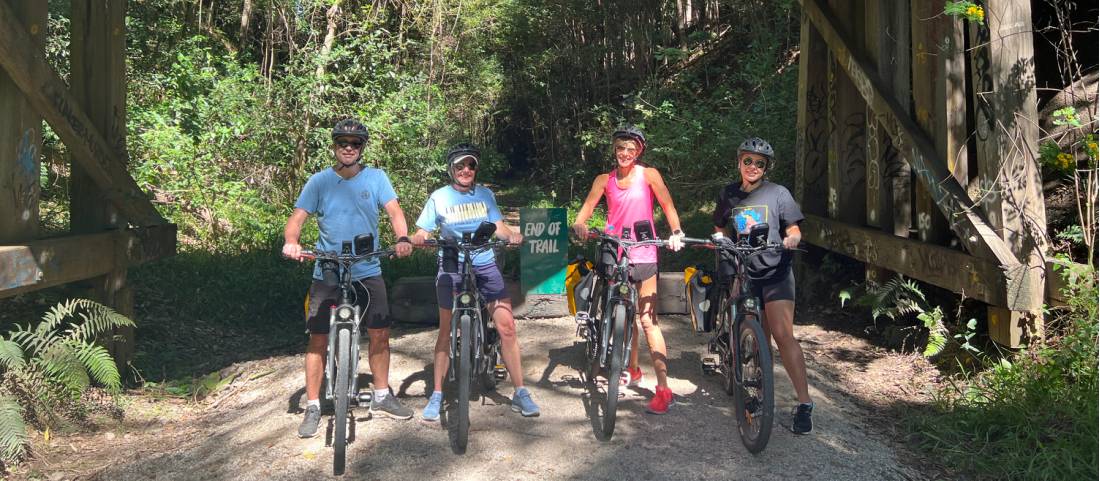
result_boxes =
[604,165,657,264]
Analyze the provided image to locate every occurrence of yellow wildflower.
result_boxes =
[1057,152,1074,169]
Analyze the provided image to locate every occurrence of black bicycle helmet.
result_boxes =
[446,143,481,183]
[612,125,647,155]
[738,137,774,159]
[331,118,369,143]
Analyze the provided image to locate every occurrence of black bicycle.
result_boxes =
[298,234,392,475]
[693,223,784,453]
[574,222,699,439]
[423,222,511,452]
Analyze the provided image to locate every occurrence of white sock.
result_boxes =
[373,388,389,401]
[306,399,320,409]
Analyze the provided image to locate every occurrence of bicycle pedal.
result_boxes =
[494,364,507,380]
[355,392,373,406]
[701,357,719,374]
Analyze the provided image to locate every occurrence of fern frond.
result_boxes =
[8,324,61,359]
[66,300,134,343]
[69,341,122,392]
[920,308,949,357]
[36,344,90,396]
[37,299,85,335]
[0,339,26,371]
[0,396,27,463]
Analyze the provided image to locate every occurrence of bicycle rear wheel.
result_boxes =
[456,312,473,452]
[333,327,352,474]
[732,315,774,453]
[601,303,627,439]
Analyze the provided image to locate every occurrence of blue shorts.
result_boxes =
[436,261,509,309]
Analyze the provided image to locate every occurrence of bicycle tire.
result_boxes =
[602,303,627,438]
[456,312,473,452]
[732,315,774,454]
[333,327,352,475]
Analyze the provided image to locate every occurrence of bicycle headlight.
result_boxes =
[618,283,629,295]
[460,293,472,305]
[743,298,756,310]
[337,306,353,319]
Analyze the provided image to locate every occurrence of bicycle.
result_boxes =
[421,222,511,452]
[693,222,786,453]
[297,234,393,475]
[573,222,701,439]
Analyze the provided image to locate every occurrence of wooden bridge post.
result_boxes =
[911,1,967,246]
[0,1,45,244]
[795,6,828,214]
[70,0,135,367]
[970,0,1048,346]
[825,0,866,226]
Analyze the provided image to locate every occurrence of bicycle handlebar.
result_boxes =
[298,249,395,262]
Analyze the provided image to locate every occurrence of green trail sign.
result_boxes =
[520,208,567,295]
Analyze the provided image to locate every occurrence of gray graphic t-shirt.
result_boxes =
[712,181,804,280]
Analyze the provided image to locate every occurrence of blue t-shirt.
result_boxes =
[415,184,503,266]
[295,167,397,280]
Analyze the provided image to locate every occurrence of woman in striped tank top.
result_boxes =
[572,125,687,415]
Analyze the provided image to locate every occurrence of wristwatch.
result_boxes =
[397,236,411,244]
[671,229,684,236]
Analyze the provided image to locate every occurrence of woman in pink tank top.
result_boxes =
[572,125,686,415]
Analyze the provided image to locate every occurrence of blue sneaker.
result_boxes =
[422,392,443,422]
[511,387,540,417]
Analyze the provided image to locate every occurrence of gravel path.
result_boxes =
[32,315,929,481]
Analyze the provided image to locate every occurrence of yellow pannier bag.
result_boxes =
[566,257,596,316]
[685,265,715,333]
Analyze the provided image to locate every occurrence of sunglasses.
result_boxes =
[335,140,364,150]
[453,161,478,172]
[741,157,768,170]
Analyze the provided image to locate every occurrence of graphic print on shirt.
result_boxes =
[440,201,489,225]
[732,205,769,234]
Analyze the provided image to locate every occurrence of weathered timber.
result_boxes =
[910,1,963,245]
[882,0,912,239]
[70,0,136,365]
[825,0,866,225]
[0,224,176,299]
[802,214,1005,306]
[795,12,829,215]
[0,0,164,227]
[0,1,45,243]
[969,0,1049,345]
[799,0,1039,313]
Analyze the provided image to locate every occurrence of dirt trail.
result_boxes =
[20,316,941,481]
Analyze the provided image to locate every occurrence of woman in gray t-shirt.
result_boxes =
[711,137,815,435]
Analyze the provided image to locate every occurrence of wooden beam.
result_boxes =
[883,0,912,239]
[0,0,164,227]
[801,214,1006,306]
[969,0,1049,345]
[0,1,45,243]
[795,10,829,215]
[0,224,176,299]
[797,0,1041,312]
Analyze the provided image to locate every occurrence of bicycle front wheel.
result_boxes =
[733,315,774,454]
[456,312,473,452]
[602,303,627,439]
[333,327,352,474]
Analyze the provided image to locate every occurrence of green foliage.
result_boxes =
[943,1,985,23]
[0,299,134,465]
[911,268,1098,479]
[851,274,948,357]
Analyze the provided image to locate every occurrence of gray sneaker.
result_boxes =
[298,405,322,438]
[370,394,413,420]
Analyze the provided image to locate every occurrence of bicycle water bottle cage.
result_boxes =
[354,233,374,255]
[320,260,340,287]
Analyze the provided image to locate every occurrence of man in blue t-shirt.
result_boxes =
[282,119,415,438]
[411,143,541,421]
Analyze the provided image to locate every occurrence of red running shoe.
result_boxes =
[646,386,674,414]
[619,367,643,387]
